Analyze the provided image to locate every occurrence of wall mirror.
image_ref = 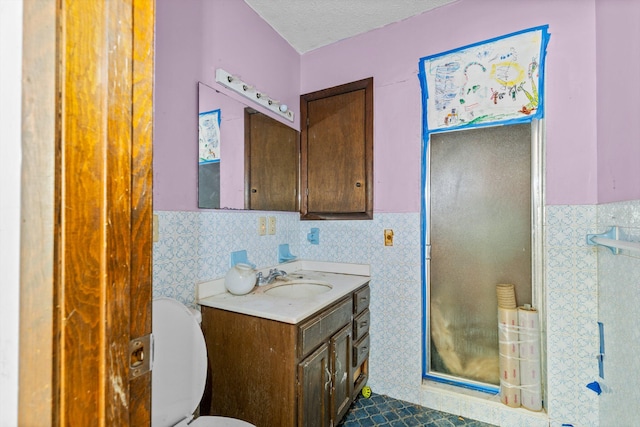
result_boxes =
[198,82,299,211]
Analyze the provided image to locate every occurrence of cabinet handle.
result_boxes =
[355,182,362,187]
[325,367,332,390]
[359,321,368,327]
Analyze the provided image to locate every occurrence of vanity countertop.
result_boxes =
[196,260,370,324]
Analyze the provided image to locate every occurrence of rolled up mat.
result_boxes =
[496,283,517,309]
[498,306,520,407]
[518,305,542,411]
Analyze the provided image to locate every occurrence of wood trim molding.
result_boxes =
[244,108,253,209]
[128,0,155,422]
[19,0,57,424]
[19,1,154,425]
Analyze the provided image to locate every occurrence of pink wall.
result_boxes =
[154,0,299,211]
[596,0,640,203]
[154,0,203,211]
[201,1,300,130]
[301,0,599,209]
[157,0,638,212]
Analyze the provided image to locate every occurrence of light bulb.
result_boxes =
[279,104,288,113]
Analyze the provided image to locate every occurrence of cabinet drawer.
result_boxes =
[353,309,370,341]
[299,298,352,358]
[352,334,370,368]
[353,285,370,315]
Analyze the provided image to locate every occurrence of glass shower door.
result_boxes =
[427,123,532,387]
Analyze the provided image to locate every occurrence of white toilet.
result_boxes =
[152,297,255,427]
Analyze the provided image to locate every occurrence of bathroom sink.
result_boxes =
[263,280,333,298]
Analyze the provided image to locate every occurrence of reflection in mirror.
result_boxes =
[245,110,299,211]
[198,106,221,208]
[198,81,247,209]
[198,81,300,211]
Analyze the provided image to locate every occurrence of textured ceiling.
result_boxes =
[243,0,459,54]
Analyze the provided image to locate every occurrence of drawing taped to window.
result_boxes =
[419,25,550,132]
[199,109,221,164]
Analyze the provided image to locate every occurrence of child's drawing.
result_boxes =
[420,26,550,132]
[199,109,221,164]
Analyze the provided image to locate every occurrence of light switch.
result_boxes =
[268,216,276,235]
[153,214,159,242]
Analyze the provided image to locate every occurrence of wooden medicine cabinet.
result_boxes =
[300,78,373,220]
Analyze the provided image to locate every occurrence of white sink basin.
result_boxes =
[263,280,333,298]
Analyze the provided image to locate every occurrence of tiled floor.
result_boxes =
[337,393,496,427]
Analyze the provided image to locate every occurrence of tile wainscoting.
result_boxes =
[153,202,639,426]
[596,200,640,426]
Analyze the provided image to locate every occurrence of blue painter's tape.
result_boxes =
[421,25,550,63]
[598,322,605,354]
[199,159,220,165]
[419,24,551,382]
[418,24,551,134]
[598,322,605,378]
[586,381,602,395]
[199,108,222,123]
[424,373,499,395]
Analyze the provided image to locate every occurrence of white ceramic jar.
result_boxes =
[224,263,257,295]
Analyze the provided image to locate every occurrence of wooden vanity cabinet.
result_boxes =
[297,323,351,427]
[200,283,370,427]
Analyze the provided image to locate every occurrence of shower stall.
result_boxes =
[423,122,544,393]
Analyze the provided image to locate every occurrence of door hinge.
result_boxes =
[425,244,432,261]
[129,333,153,380]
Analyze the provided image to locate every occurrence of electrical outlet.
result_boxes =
[258,217,267,236]
[384,229,394,246]
[153,214,159,242]
[268,216,276,235]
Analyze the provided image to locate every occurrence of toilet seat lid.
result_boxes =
[152,297,208,427]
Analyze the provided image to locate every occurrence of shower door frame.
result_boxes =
[421,119,546,398]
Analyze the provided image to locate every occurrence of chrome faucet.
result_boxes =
[256,268,288,285]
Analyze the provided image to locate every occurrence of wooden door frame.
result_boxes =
[19,1,154,425]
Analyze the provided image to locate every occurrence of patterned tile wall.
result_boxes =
[596,200,640,426]
[153,210,300,306]
[153,206,610,426]
[545,205,599,427]
[299,215,424,405]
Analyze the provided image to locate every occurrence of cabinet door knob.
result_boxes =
[251,188,257,193]
[355,182,362,187]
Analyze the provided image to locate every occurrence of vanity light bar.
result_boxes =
[215,68,294,122]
